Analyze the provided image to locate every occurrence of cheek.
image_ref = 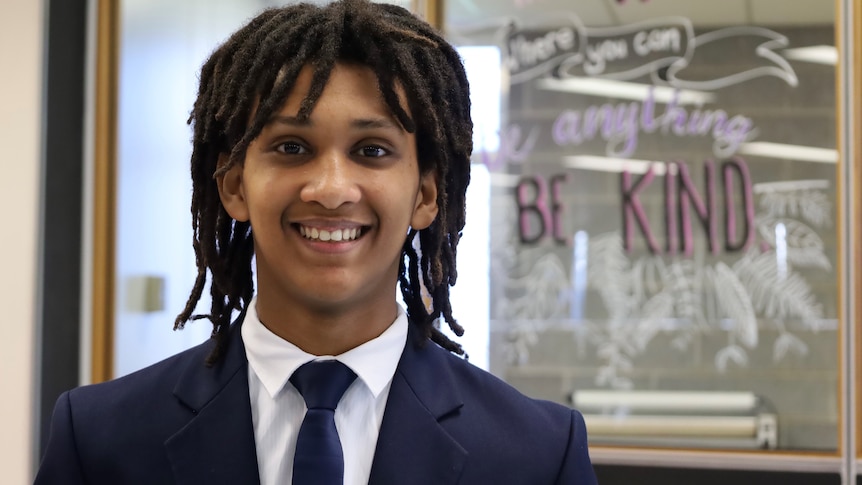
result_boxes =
[246,179,292,223]
[385,182,422,220]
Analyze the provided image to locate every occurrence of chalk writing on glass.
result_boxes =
[502,15,798,90]
[657,26,798,91]
[550,87,754,158]
[494,178,830,383]
[514,158,756,256]
[621,159,755,255]
[477,123,540,172]
[504,19,585,82]
[475,87,754,169]
[558,17,694,81]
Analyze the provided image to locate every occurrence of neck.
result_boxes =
[253,293,399,356]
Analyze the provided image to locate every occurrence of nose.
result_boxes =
[299,150,362,209]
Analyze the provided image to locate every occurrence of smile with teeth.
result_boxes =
[299,225,363,242]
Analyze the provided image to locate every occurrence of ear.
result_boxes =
[216,154,250,222]
[410,170,439,230]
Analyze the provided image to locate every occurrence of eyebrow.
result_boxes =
[268,115,403,131]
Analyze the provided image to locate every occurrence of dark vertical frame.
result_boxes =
[36,0,87,458]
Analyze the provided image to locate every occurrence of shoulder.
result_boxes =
[37,337,220,484]
[57,335,220,456]
[431,342,573,423]
[68,336,214,412]
[416,342,596,483]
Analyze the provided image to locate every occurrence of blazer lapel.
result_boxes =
[368,328,468,485]
[165,320,261,485]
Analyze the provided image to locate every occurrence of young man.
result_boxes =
[36,1,597,484]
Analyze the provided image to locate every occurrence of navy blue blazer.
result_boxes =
[36,318,598,484]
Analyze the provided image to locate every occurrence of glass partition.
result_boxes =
[445,0,838,452]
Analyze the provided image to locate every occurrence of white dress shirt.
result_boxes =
[241,297,408,485]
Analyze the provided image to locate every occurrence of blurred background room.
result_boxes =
[4,0,862,483]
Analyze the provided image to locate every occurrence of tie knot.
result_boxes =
[290,360,357,410]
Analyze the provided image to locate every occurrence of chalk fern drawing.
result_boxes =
[489,198,571,365]
[494,180,832,389]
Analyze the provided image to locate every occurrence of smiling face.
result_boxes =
[217,62,438,350]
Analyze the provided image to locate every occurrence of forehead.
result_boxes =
[266,62,412,123]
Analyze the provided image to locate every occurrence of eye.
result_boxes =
[276,141,308,155]
[356,145,389,158]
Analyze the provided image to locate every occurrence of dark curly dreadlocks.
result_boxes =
[174,0,473,364]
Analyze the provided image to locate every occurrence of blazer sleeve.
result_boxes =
[34,391,88,485]
[554,410,599,484]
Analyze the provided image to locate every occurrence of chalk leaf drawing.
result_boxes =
[489,200,572,364]
[733,251,823,325]
[712,261,758,349]
[494,182,831,389]
[773,332,809,363]
[758,188,831,227]
[757,217,831,270]
[715,345,750,373]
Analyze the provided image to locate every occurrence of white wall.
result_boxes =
[0,0,44,482]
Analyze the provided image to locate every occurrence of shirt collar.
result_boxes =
[241,295,408,399]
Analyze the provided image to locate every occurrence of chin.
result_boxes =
[303,287,365,310]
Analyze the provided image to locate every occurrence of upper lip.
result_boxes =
[291,219,369,230]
